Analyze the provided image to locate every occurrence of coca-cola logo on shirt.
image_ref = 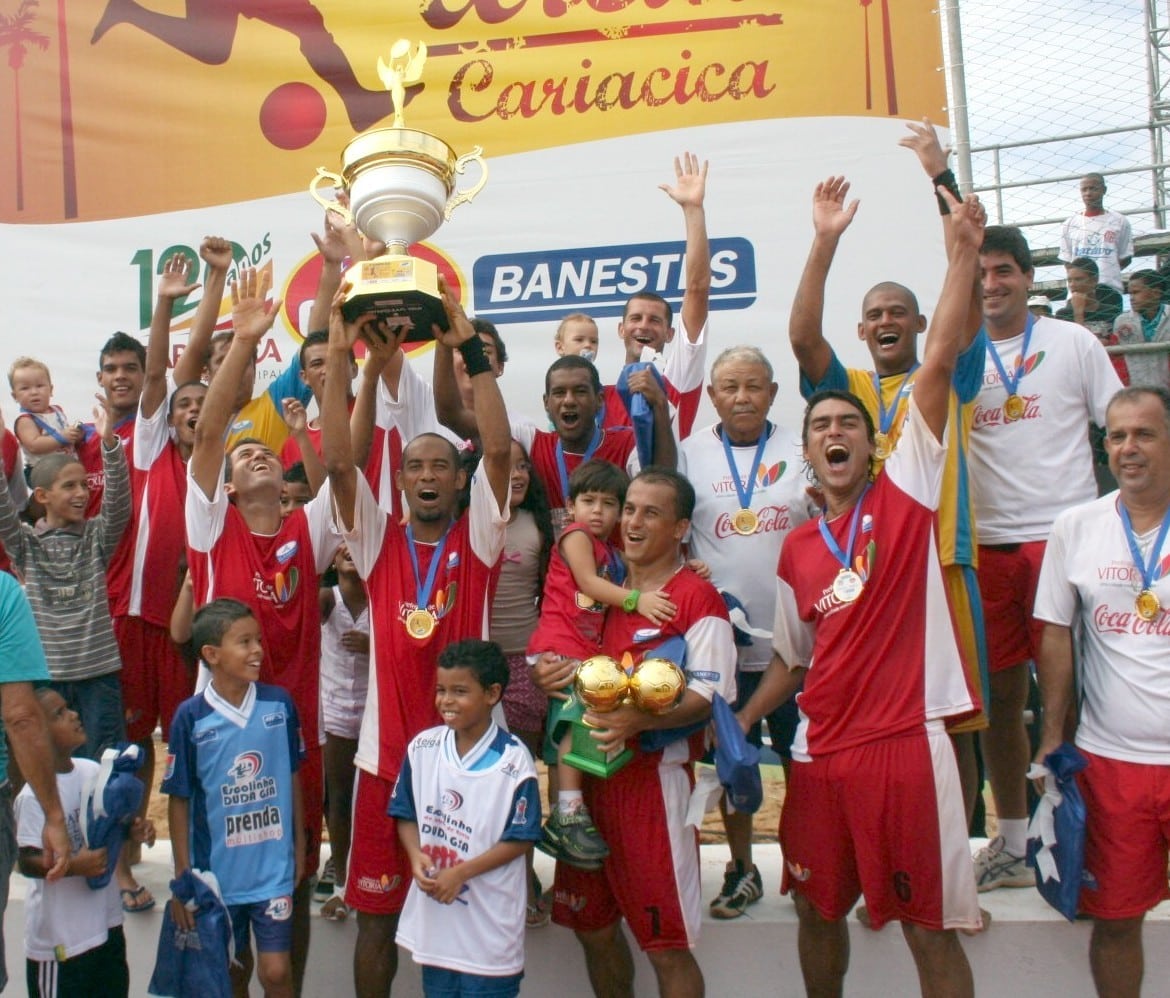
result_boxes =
[1094,603,1170,636]
[972,394,1041,429]
[714,504,792,538]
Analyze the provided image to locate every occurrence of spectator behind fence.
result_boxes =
[1060,172,1134,293]
[1114,270,1170,390]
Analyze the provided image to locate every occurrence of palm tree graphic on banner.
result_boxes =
[0,0,49,212]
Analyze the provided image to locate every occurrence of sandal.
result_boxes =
[120,885,156,913]
[526,898,550,928]
[320,894,350,921]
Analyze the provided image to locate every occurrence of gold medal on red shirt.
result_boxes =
[405,608,437,640]
[1003,394,1025,421]
[731,508,759,536]
[1136,589,1161,621]
[873,431,891,461]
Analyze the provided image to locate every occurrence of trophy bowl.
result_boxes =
[628,657,686,715]
[309,41,487,339]
[574,655,631,713]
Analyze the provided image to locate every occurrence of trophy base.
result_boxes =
[562,719,632,778]
[340,254,447,341]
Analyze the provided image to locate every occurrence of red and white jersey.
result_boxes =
[774,402,978,761]
[78,414,136,519]
[0,430,26,575]
[601,565,736,766]
[527,523,615,661]
[106,402,187,626]
[968,316,1121,543]
[678,421,813,671]
[1036,493,1170,764]
[512,420,638,533]
[600,318,708,439]
[185,471,339,746]
[344,467,507,780]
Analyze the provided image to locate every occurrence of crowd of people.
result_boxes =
[0,123,1167,998]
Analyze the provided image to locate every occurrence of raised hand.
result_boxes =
[659,151,708,210]
[812,176,859,239]
[199,235,234,273]
[899,117,951,177]
[433,274,475,349]
[311,209,357,266]
[157,253,200,301]
[941,190,987,251]
[93,391,114,445]
[230,267,282,345]
[281,397,308,435]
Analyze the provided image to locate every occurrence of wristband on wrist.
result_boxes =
[622,589,641,613]
[457,336,492,378]
[932,169,961,215]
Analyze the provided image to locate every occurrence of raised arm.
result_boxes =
[307,210,363,335]
[173,236,233,388]
[901,120,983,349]
[660,152,710,340]
[432,334,479,442]
[142,254,201,419]
[912,190,986,441]
[435,279,511,511]
[281,398,325,496]
[789,177,859,384]
[349,345,393,473]
[189,268,283,499]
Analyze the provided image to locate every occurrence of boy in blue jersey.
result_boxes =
[162,599,305,998]
[390,640,542,997]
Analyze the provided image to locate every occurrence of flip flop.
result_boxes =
[120,885,156,913]
[320,895,349,921]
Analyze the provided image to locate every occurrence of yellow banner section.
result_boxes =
[2,0,943,222]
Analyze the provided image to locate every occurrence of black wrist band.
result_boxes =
[932,169,961,215]
[457,336,492,377]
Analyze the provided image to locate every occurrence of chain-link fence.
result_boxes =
[954,0,1158,291]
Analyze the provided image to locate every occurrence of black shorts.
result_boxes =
[28,925,128,998]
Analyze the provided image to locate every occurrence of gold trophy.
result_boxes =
[309,39,488,340]
[628,657,687,714]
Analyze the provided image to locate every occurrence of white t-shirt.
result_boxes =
[1060,210,1135,292]
[967,316,1122,543]
[1035,493,1170,764]
[16,760,122,962]
[678,421,813,671]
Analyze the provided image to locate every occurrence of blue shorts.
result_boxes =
[421,965,522,997]
[735,670,799,761]
[228,895,294,955]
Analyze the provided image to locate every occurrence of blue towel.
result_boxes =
[81,743,144,889]
[1026,743,1097,921]
[711,693,763,813]
[148,869,234,997]
[616,362,666,467]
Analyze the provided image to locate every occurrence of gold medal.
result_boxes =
[1003,394,1025,421]
[831,569,864,603]
[1136,589,1161,621]
[874,432,891,461]
[731,508,759,536]
[404,608,437,640]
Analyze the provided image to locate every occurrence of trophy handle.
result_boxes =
[444,147,488,221]
[309,168,353,224]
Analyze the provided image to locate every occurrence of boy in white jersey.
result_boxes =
[163,599,305,998]
[390,640,541,998]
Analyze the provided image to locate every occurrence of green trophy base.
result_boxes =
[562,718,632,778]
[340,255,447,340]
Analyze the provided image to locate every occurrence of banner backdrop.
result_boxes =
[0,0,950,429]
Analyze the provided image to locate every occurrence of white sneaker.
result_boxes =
[973,836,1033,892]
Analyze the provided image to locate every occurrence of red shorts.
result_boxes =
[299,744,323,886]
[976,542,1047,674]
[345,769,410,915]
[1078,749,1170,920]
[779,727,979,931]
[552,752,700,951]
[113,615,194,742]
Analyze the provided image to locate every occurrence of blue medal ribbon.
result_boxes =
[818,485,871,573]
[1119,502,1170,597]
[984,313,1035,399]
[406,524,450,612]
[870,365,919,435]
[721,423,770,512]
[555,426,602,500]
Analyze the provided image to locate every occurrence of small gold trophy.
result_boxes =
[310,39,488,339]
[628,657,687,714]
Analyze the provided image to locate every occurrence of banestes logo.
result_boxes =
[472,238,757,324]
